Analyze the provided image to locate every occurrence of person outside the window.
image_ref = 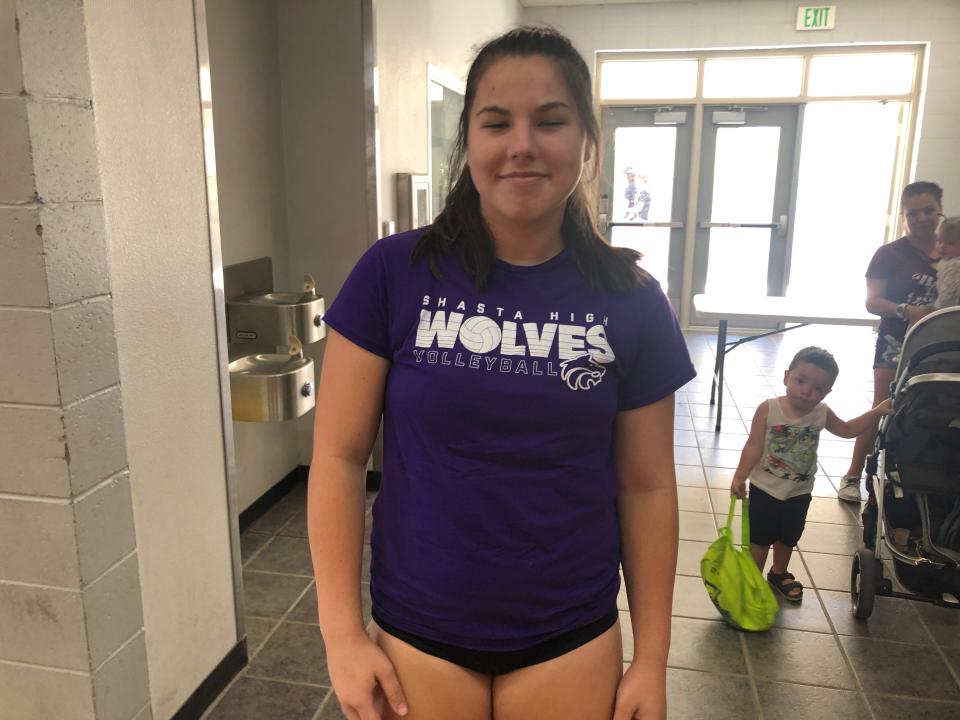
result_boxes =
[731,347,892,601]
[837,181,941,505]
[307,27,695,720]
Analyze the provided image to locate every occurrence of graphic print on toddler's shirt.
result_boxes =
[413,295,616,392]
[763,424,819,483]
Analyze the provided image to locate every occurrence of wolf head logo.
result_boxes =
[560,352,608,390]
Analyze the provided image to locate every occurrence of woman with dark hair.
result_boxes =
[838,181,941,507]
[308,26,694,720]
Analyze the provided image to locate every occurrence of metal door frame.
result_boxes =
[599,105,694,308]
[691,105,800,304]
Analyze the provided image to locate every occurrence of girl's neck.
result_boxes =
[484,214,565,266]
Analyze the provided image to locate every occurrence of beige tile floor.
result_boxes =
[205,326,960,719]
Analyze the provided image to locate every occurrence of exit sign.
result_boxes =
[797,6,836,30]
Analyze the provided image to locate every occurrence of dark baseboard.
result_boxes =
[366,470,381,491]
[171,638,248,720]
[238,465,308,533]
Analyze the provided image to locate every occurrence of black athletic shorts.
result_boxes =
[372,609,619,675]
[749,485,812,548]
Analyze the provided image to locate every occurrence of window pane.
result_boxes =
[611,126,676,222]
[808,53,915,96]
[705,127,780,296]
[788,102,903,303]
[599,60,698,100]
[703,57,803,98]
[430,82,464,217]
[612,226,671,291]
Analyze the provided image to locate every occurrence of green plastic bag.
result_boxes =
[700,497,779,632]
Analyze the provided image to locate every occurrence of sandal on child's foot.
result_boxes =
[767,571,803,603]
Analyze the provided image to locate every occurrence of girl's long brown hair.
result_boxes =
[412,26,648,293]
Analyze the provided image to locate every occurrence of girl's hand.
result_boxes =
[730,477,747,499]
[613,662,667,719]
[905,304,933,326]
[325,631,408,719]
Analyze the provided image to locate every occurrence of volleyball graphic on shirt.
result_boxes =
[458,315,502,354]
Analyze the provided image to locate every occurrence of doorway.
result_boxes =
[596,47,923,328]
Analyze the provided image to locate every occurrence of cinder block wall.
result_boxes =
[0,2,150,719]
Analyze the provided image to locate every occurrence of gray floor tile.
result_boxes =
[675,429,699,447]
[677,540,712,577]
[818,438,855,459]
[666,668,758,720]
[942,646,960,678]
[867,694,960,720]
[677,486,713,513]
[800,551,854,592]
[756,681,871,720]
[674,414,695,430]
[915,602,960,648]
[699,448,743,469]
[247,621,332,686]
[679,510,718,542]
[247,500,301,535]
[675,464,706,487]
[667,616,746,673]
[745,628,856,689]
[277,510,307,538]
[840,636,960,699]
[674,574,722,620]
[204,676,327,720]
[811,474,842,498]
[675,446,703,466]
[691,415,747,433]
[244,617,278,656]
[620,609,634,660]
[820,589,930,644]
[806,497,859,525]
[709,489,739,515]
[689,403,740,419]
[696,432,748,451]
[770,591,831,633]
[246,536,314,576]
[797,521,862,556]
[242,571,312,619]
[315,695,348,720]
[240,531,272,565]
[704,466,735,488]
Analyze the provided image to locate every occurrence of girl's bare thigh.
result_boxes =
[370,622,492,720]
[492,620,623,720]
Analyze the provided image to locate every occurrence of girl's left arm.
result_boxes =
[612,393,679,720]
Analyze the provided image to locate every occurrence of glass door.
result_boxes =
[599,106,692,305]
[692,106,798,299]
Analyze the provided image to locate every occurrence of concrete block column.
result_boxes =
[0,2,151,719]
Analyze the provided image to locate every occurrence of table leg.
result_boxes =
[714,320,727,433]
[710,320,725,405]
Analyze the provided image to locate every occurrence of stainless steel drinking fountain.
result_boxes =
[224,258,325,422]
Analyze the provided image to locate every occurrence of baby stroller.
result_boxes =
[851,306,960,619]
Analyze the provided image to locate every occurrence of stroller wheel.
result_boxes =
[852,548,877,620]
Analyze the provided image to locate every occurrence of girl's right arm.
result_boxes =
[307,329,408,719]
[730,402,769,498]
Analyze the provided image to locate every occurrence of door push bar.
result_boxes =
[608,221,685,228]
[699,215,788,237]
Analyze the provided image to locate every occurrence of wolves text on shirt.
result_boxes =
[415,297,616,390]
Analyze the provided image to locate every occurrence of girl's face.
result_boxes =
[902,192,942,241]
[936,225,960,260]
[466,55,589,233]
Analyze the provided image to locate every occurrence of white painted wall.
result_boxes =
[83,2,237,718]
[205,0,300,511]
[376,0,522,225]
[523,0,960,206]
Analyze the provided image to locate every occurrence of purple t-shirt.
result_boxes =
[323,228,695,650]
